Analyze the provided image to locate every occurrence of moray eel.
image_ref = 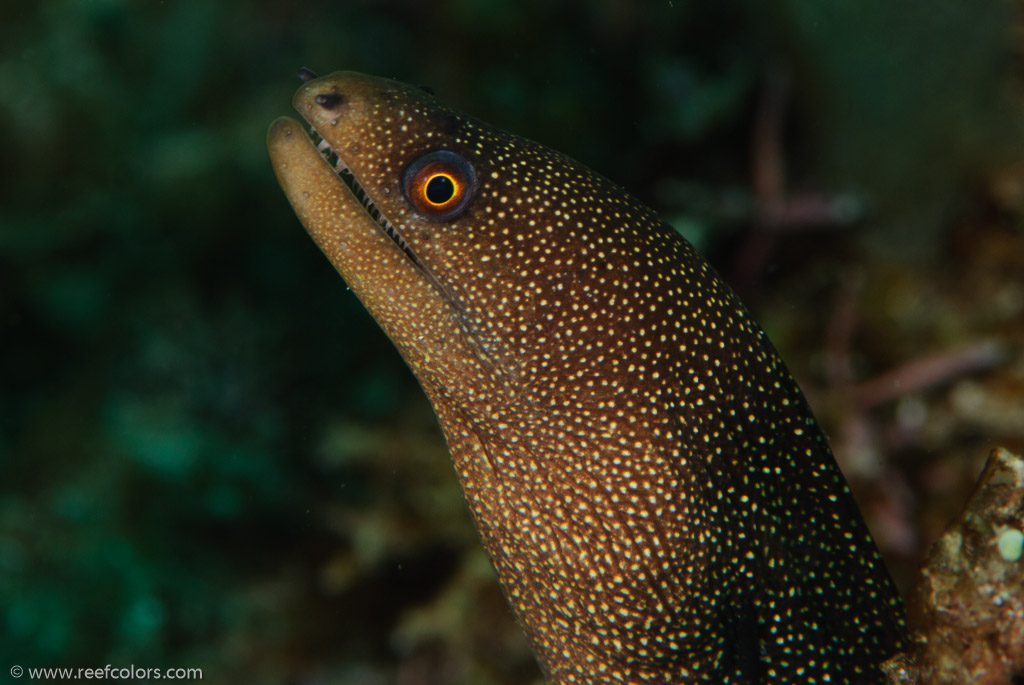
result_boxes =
[267,71,907,683]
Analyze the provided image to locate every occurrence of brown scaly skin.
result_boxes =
[267,71,907,683]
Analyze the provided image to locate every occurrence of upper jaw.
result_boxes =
[292,74,423,270]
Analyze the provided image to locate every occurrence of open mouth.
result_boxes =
[306,126,419,264]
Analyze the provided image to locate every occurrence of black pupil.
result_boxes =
[425,175,455,204]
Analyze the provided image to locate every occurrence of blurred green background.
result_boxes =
[3,1,1023,683]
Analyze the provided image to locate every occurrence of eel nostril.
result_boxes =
[297,67,318,82]
[314,92,345,110]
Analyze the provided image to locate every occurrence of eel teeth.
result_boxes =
[308,127,413,257]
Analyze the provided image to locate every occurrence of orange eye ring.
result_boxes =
[403,150,476,219]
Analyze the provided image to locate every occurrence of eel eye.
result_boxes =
[403,150,475,219]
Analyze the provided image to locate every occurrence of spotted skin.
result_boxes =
[267,72,907,683]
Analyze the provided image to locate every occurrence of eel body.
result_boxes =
[267,71,906,683]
